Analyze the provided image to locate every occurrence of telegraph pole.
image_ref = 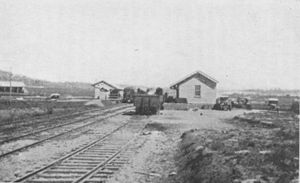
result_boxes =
[9,67,12,107]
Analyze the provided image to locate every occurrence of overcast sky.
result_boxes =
[0,0,299,89]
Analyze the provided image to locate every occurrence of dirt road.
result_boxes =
[109,109,246,183]
[113,109,297,183]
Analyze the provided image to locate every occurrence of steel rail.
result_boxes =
[14,120,145,183]
[0,105,131,145]
[0,106,133,159]
[0,105,127,131]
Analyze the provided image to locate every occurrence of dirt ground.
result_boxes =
[114,109,298,183]
[0,108,298,183]
[0,108,244,182]
[108,109,248,183]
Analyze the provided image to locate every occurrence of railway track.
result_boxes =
[0,107,104,128]
[0,105,131,145]
[0,105,134,159]
[15,120,145,183]
[0,104,127,134]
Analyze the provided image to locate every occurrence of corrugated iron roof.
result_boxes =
[0,81,25,87]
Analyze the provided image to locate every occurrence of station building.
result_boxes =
[92,80,123,100]
[170,71,218,104]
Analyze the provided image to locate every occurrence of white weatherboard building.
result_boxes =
[0,81,27,95]
[170,71,218,104]
[92,81,123,100]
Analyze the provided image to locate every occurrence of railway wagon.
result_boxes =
[133,94,163,115]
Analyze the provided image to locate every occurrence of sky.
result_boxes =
[0,0,299,90]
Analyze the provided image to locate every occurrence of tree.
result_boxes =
[155,87,163,95]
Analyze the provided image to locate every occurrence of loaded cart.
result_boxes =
[133,94,163,115]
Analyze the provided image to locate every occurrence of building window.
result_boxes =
[195,85,201,97]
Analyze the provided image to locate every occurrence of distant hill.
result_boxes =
[0,70,94,97]
[218,89,300,97]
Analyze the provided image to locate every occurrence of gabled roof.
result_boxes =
[0,81,25,87]
[92,80,122,90]
[170,70,218,89]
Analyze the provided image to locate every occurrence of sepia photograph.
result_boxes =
[0,0,299,182]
